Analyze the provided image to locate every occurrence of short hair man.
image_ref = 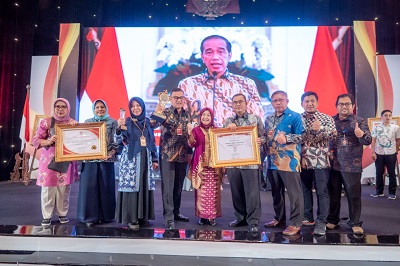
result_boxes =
[178,35,264,127]
[370,109,400,200]
[223,93,265,233]
[300,91,337,235]
[327,93,372,235]
[155,88,193,230]
[264,90,304,236]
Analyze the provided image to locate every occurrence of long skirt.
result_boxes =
[195,167,222,219]
[116,149,155,224]
[77,162,116,223]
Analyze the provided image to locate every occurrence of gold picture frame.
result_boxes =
[31,115,51,143]
[368,116,400,131]
[209,125,261,168]
[54,122,107,162]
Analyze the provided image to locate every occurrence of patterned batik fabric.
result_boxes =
[178,70,264,127]
[265,108,304,172]
[117,146,155,192]
[301,110,337,169]
[330,114,372,173]
[371,123,400,155]
[194,167,222,220]
[160,107,192,163]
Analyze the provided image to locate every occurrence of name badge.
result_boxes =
[140,136,147,146]
[177,127,183,136]
[340,136,348,146]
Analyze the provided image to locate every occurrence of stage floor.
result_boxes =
[0,180,399,265]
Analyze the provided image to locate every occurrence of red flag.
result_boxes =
[19,89,30,149]
[85,28,128,119]
[305,26,348,115]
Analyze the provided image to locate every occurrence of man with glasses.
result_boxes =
[264,90,304,236]
[223,93,265,233]
[327,93,371,235]
[300,91,337,235]
[178,35,264,127]
[155,88,193,230]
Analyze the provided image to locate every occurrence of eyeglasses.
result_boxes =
[272,98,286,104]
[172,96,185,101]
[54,105,67,110]
[337,102,352,107]
[233,100,245,105]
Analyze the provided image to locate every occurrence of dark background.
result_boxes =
[1,0,400,181]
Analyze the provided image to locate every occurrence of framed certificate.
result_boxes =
[368,117,400,131]
[209,126,261,168]
[31,115,51,143]
[54,122,107,162]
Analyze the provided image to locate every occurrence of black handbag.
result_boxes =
[46,117,71,173]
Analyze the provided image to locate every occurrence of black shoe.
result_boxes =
[229,219,248,227]
[209,219,217,227]
[249,224,259,233]
[198,218,207,225]
[41,219,51,226]
[165,220,175,230]
[139,220,150,226]
[128,222,139,230]
[86,222,94,227]
[174,213,189,222]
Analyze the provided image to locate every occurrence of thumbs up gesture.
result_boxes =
[354,122,364,138]
[274,130,287,144]
[312,118,322,131]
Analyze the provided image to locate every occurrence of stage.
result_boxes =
[0,180,399,265]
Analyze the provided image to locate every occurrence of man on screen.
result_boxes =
[178,35,264,127]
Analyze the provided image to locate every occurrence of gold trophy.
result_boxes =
[150,90,170,123]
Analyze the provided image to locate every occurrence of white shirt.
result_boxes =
[371,123,400,155]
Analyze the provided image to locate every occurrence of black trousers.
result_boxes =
[160,157,187,223]
[227,168,261,225]
[375,153,397,195]
[301,168,330,224]
[267,170,304,227]
[327,170,362,227]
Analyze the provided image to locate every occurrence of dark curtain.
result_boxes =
[0,1,36,181]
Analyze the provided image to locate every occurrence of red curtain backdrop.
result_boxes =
[304,26,348,116]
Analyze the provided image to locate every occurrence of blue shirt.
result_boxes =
[265,108,304,172]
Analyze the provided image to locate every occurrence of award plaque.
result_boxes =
[150,90,169,123]
[54,122,107,162]
[209,126,261,168]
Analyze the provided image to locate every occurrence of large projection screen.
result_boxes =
[79,26,353,122]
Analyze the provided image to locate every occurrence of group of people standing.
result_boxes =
[31,34,398,238]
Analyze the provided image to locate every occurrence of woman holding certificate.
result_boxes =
[77,99,118,227]
[32,98,78,227]
[115,97,159,229]
[188,107,222,226]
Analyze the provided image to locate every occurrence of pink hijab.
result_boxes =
[53,98,71,122]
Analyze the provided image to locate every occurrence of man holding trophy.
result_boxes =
[152,88,193,230]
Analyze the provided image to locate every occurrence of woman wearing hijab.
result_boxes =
[32,98,78,226]
[188,107,222,226]
[77,99,118,227]
[116,97,159,229]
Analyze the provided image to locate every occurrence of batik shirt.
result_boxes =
[178,70,264,127]
[265,108,304,172]
[223,112,266,169]
[159,107,192,162]
[371,123,400,155]
[330,114,372,173]
[301,110,337,169]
